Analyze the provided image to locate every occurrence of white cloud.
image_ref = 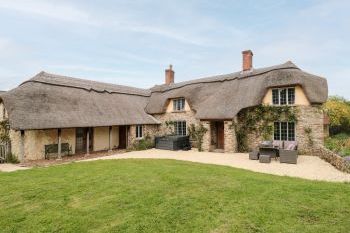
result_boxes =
[0,0,93,24]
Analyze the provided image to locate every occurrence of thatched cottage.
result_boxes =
[0,50,328,161]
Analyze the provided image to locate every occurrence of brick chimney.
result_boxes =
[242,50,253,71]
[165,64,174,85]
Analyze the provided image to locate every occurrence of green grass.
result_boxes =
[0,160,350,233]
[325,133,350,157]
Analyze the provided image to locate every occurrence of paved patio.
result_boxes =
[84,149,350,182]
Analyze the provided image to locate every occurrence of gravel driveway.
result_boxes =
[85,149,350,183]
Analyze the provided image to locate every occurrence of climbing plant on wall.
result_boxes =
[0,119,10,143]
[231,105,299,152]
[188,123,208,152]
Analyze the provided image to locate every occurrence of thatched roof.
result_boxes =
[1,72,159,130]
[146,61,328,119]
[1,61,328,130]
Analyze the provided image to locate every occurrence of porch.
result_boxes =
[15,125,130,161]
[201,120,237,153]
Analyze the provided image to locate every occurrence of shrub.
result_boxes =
[5,153,19,164]
[325,133,350,157]
[130,134,154,151]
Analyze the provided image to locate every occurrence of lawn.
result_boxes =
[0,160,350,233]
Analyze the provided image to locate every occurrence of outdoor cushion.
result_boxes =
[273,140,283,148]
[261,141,273,146]
[284,141,297,150]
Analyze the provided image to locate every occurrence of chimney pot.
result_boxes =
[165,64,175,85]
[242,50,253,71]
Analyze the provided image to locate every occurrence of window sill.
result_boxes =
[271,104,296,106]
[171,110,186,113]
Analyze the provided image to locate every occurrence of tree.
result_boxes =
[324,96,350,135]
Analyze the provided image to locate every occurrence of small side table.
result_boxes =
[259,154,271,163]
[249,151,259,160]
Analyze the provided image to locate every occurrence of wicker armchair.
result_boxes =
[279,141,298,164]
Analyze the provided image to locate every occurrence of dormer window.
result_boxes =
[272,87,295,105]
[173,98,185,111]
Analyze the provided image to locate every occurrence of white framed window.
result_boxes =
[272,87,295,105]
[174,121,187,136]
[136,125,143,139]
[173,98,185,111]
[274,122,295,141]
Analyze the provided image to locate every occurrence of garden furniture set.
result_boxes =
[249,141,298,164]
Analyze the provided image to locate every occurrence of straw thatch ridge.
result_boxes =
[25,71,151,97]
[1,72,159,130]
[146,61,328,119]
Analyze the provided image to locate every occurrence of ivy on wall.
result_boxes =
[231,105,299,152]
[164,121,175,135]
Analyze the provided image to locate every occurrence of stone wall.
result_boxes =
[311,146,350,173]
[152,110,198,136]
[243,105,325,153]
[127,124,159,149]
[201,121,211,152]
[9,128,77,161]
[296,105,324,153]
[224,121,237,153]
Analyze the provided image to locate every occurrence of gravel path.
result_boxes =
[84,149,350,183]
[0,164,30,172]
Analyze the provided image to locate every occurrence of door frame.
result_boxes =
[118,125,127,149]
[216,121,225,150]
[75,127,93,154]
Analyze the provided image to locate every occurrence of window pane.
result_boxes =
[288,88,295,105]
[281,122,288,140]
[280,89,287,105]
[136,125,142,138]
[288,122,295,141]
[272,89,279,105]
[274,122,280,140]
[174,121,186,135]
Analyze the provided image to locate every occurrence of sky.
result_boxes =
[0,0,349,98]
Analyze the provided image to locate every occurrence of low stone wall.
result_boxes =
[311,146,350,173]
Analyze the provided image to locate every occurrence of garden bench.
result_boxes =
[45,143,71,159]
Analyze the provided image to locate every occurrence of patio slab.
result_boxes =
[84,149,350,182]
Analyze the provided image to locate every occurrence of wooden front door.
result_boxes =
[119,126,127,149]
[216,122,224,149]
